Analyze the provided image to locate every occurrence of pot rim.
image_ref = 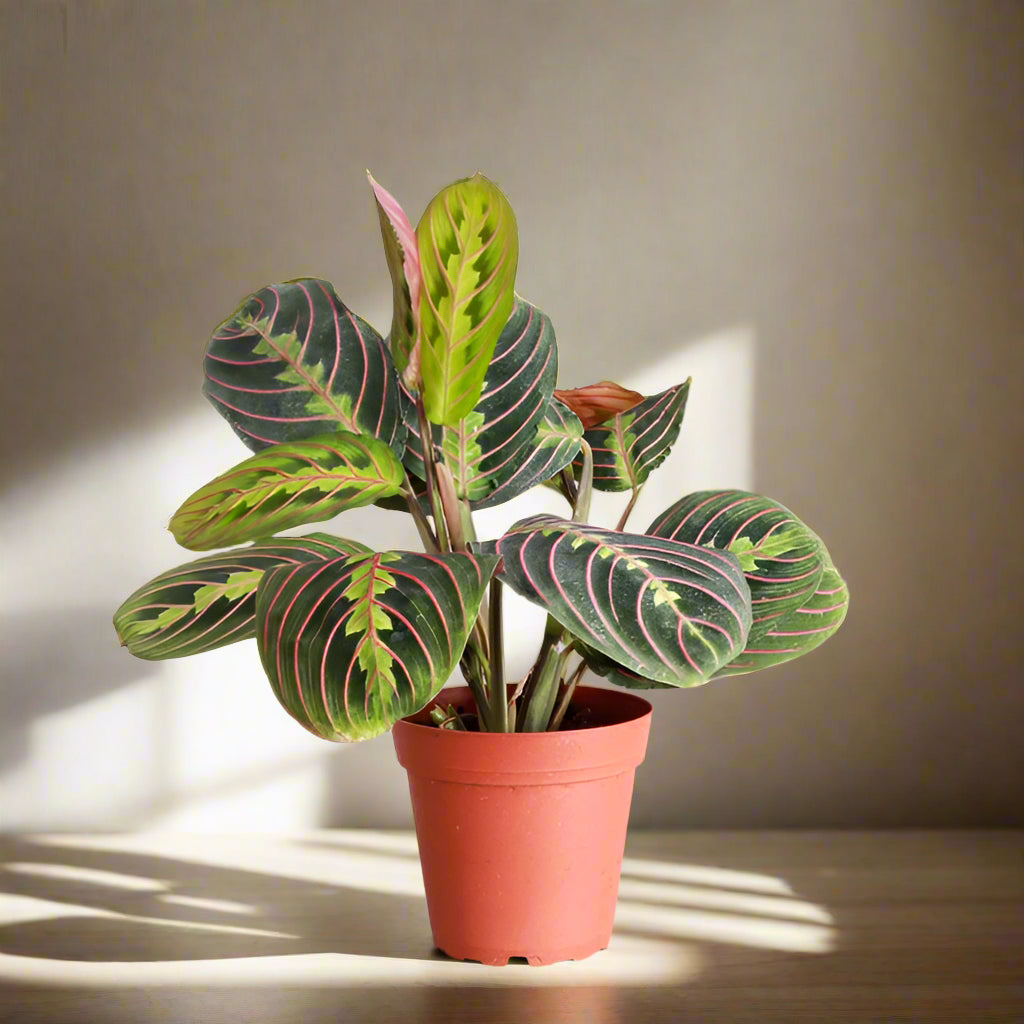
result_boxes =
[392,685,653,783]
[395,683,653,735]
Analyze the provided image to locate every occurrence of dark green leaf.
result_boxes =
[203,279,406,455]
[647,489,849,675]
[113,534,370,660]
[473,397,583,509]
[256,550,499,741]
[713,560,849,676]
[490,515,751,687]
[580,380,690,492]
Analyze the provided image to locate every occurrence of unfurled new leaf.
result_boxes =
[170,432,404,551]
[417,175,519,425]
[553,381,644,430]
[368,173,423,384]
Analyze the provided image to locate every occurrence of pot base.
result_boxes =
[437,941,608,967]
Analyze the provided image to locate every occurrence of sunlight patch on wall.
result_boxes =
[0,326,754,830]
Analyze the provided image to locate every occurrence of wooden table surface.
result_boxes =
[0,830,1021,1023]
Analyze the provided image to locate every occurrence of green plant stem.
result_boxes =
[459,645,492,730]
[559,466,578,507]
[414,393,450,551]
[573,439,594,523]
[519,640,575,733]
[615,484,643,532]
[430,704,467,730]
[402,472,438,552]
[516,625,555,729]
[434,461,467,551]
[487,577,508,732]
[547,657,588,732]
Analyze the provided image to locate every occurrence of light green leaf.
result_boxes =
[403,297,563,502]
[170,432,403,551]
[417,175,519,425]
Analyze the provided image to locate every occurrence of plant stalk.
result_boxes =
[559,466,578,506]
[547,657,588,732]
[519,641,575,733]
[414,392,450,551]
[573,440,594,523]
[401,472,438,552]
[434,461,467,552]
[615,484,643,532]
[518,615,559,708]
[459,647,492,731]
[487,577,508,732]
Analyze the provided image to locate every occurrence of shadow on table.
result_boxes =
[0,831,837,965]
[0,838,431,963]
[0,834,848,1023]
[296,832,838,956]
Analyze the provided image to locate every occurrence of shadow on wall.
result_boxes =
[1,325,754,831]
[0,609,160,776]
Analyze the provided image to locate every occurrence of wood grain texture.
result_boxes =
[0,831,1021,1023]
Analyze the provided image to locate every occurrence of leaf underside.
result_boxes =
[369,173,421,378]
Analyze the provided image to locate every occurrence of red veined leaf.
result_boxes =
[203,279,406,455]
[417,175,519,425]
[170,432,403,551]
[113,533,370,660]
[488,515,752,687]
[255,549,498,741]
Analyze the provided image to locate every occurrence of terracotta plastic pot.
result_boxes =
[391,685,653,965]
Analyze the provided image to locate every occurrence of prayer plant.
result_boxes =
[114,174,849,740]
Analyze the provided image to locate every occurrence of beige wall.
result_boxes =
[2,0,1021,829]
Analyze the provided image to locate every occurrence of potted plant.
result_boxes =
[114,172,849,965]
